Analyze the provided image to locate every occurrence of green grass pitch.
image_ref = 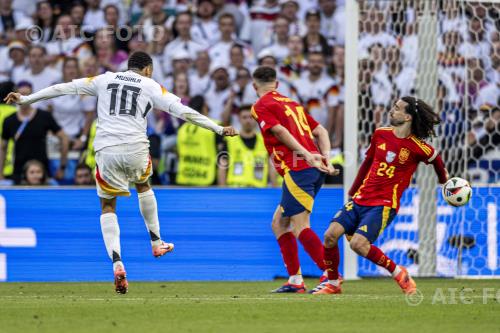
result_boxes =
[0,279,499,333]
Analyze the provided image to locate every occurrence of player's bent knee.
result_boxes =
[135,181,151,193]
[349,236,370,256]
[323,231,338,247]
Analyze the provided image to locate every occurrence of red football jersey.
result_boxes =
[353,127,438,211]
[252,90,320,176]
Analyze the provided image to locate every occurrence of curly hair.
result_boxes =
[401,96,441,140]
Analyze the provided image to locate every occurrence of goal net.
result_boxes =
[346,0,499,278]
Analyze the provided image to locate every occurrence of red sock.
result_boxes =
[366,245,396,273]
[298,228,326,271]
[277,232,300,276]
[324,245,340,280]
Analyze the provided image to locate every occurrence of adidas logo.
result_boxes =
[358,225,368,232]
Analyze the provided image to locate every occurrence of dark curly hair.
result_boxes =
[401,96,441,140]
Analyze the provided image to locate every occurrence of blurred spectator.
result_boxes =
[176,95,219,186]
[257,50,291,96]
[191,0,220,46]
[386,45,416,99]
[218,105,274,187]
[103,4,129,52]
[209,13,251,67]
[280,34,307,82]
[303,9,331,57]
[244,0,280,53]
[74,163,94,185]
[165,48,192,88]
[14,45,61,109]
[291,52,340,138]
[460,17,492,78]
[47,57,96,150]
[438,30,466,82]
[0,81,16,179]
[228,44,251,80]
[0,82,69,184]
[172,71,190,105]
[189,50,211,96]
[139,0,170,43]
[33,1,56,42]
[83,0,106,33]
[93,27,128,72]
[69,2,86,31]
[474,60,500,111]
[319,0,345,46]
[279,0,305,37]
[260,16,289,63]
[0,40,26,83]
[45,14,92,62]
[204,64,231,122]
[367,43,392,125]
[0,0,29,45]
[358,8,397,57]
[20,159,50,186]
[162,11,204,75]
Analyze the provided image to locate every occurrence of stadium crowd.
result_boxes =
[0,0,497,186]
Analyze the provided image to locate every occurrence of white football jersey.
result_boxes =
[71,71,180,151]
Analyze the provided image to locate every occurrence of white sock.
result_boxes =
[328,279,340,287]
[100,213,123,270]
[138,189,162,246]
[288,274,303,285]
[392,265,402,277]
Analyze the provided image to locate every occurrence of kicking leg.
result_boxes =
[350,233,415,294]
[135,182,174,257]
[271,206,304,293]
[100,197,127,294]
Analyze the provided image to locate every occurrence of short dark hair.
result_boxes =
[76,163,92,172]
[128,51,153,70]
[239,104,253,113]
[252,66,277,83]
[401,96,441,140]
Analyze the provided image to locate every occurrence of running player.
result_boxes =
[4,51,237,294]
[251,66,338,293]
[313,97,448,295]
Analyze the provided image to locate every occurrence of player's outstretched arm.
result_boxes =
[431,154,449,184]
[168,101,238,136]
[3,79,98,105]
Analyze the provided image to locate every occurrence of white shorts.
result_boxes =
[95,143,152,199]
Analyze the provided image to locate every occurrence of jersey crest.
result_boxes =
[398,148,410,164]
[386,151,396,163]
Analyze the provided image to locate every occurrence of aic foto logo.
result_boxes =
[0,195,37,281]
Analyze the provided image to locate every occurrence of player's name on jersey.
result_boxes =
[273,96,293,103]
[115,74,142,83]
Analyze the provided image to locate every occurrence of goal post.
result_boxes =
[343,0,360,280]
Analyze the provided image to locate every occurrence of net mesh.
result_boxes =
[354,0,499,277]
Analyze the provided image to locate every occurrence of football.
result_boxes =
[442,177,472,207]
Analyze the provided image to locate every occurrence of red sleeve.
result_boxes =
[432,154,448,184]
[253,100,280,134]
[348,131,377,196]
[305,112,319,131]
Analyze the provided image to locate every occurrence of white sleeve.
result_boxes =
[152,85,224,135]
[168,102,224,135]
[19,76,99,105]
